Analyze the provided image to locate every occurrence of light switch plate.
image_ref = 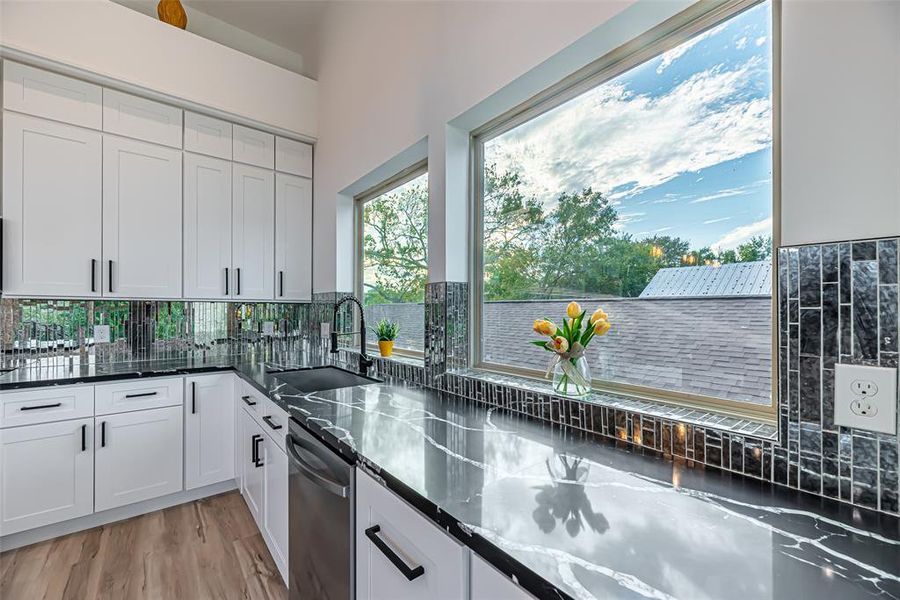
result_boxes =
[262,321,275,336]
[93,325,110,343]
[833,364,897,434]
[320,322,331,338]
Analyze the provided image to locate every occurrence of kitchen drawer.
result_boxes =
[95,377,184,415]
[258,398,288,451]
[3,60,102,129]
[184,112,232,159]
[233,124,274,168]
[103,88,183,148]
[238,379,266,417]
[275,137,312,177]
[0,385,94,428]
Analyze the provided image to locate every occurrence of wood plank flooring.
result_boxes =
[0,491,287,600]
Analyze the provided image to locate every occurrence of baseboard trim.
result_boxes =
[0,479,237,552]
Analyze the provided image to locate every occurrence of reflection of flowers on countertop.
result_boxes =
[532,454,610,537]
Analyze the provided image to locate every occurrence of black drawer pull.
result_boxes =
[262,415,282,430]
[191,381,197,414]
[108,260,113,293]
[20,402,62,411]
[236,267,241,296]
[81,424,87,452]
[101,421,106,448]
[124,392,157,399]
[251,434,263,467]
[91,259,97,292]
[279,270,284,297]
[365,525,425,581]
[225,267,229,295]
[242,395,256,406]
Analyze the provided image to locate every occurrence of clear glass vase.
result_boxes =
[552,356,592,398]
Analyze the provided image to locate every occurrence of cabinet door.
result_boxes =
[274,173,312,301]
[357,470,468,600]
[102,136,182,298]
[185,374,235,490]
[232,164,274,300]
[0,418,93,535]
[240,407,265,527]
[102,89,182,148]
[470,553,534,599]
[94,406,183,512]
[184,112,232,159]
[2,112,102,296]
[233,124,274,168]
[263,436,289,582]
[275,137,312,177]
[3,60,102,129]
[184,152,232,299]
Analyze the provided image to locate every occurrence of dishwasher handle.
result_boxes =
[287,434,350,498]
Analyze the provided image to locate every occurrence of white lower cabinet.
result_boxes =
[240,406,265,527]
[94,405,183,512]
[470,553,534,599]
[262,435,289,582]
[356,470,468,600]
[0,418,94,536]
[185,374,235,490]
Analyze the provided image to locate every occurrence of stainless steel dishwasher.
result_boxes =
[287,419,355,600]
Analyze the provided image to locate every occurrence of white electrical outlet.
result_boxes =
[834,364,897,434]
[321,322,331,338]
[93,325,110,343]
[262,321,275,336]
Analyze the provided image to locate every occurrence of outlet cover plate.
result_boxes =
[834,364,897,434]
[262,321,275,336]
[93,325,110,344]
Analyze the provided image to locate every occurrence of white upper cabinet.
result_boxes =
[233,124,274,168]
[184,112,232,160]
[232,164,275,300]
[185,374,235,491]
[184,153,233,299]
[275,173,313,301]
[102,89,182,148]
[2,112,102,297]
[275,137,312,177]
[2,60,102,129]
[102,136,183,298]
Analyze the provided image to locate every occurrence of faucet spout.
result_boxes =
[330,295,374,377]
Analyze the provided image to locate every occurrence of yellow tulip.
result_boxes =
[589,308,608,324]
[593,319,611,336]
[549,336,569,353]
[533,319,557,337]
[566,301,582,319]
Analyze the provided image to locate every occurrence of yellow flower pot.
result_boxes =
[378,340,394,357]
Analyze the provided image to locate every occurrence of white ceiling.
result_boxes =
[113,0,327,79]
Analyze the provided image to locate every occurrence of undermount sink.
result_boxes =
[271,366,379,394]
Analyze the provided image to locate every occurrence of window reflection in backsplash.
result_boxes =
[0,299,313,370]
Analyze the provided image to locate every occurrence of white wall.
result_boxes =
[0,0,317,137]
[315,0,900,293]
[781,0,900,246]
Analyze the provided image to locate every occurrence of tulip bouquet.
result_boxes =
[532,301,611,397]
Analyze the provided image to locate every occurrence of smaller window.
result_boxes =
[356,164,428,354]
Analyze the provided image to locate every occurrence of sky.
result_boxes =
[484,0,773,253]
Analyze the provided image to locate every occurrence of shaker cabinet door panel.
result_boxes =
[1,112,102,297]
[240,407,265,528]
[232,164,275,300]
[185,374,235,490]
[3,60,102,129]
[184,112,232,159]
[233,125,274,169]
[274,173,312,302]
[0,419,94,535]
[263,437,289,582]
[102,89,182,148]
[102,135,182,298]
[184,153,233,299]
[275,137,312,177]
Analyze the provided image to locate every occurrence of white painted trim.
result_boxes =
[0,479,236,552]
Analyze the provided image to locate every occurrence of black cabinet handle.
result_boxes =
[91,259,97,292]
[251,434,263,467]
[124,391,157,399]
[191,381,197,414]
[236,267,241,296]
[241,395,256,406]
[225,267,229,295]
[101,421,106,448]
[262,415,282,431]
[364,525,425,581]
[108,260,113,293]
[20,402,62,411]
[81,424,87,452]
[279,271,284,297]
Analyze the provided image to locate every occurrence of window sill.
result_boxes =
[448,367,778,442]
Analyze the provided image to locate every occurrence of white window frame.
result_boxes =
[354,160,429,358]
[470,0,781,421]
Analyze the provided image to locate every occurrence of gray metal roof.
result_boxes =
[640,261,772,298]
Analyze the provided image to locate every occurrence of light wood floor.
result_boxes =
[0,491,287,600]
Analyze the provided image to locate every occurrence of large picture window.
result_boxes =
[474,0,776,415]
[356,165,428,354]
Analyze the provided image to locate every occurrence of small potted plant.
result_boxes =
[372,318,400,357]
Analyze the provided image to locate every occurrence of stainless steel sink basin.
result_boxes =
[271,366,379,394]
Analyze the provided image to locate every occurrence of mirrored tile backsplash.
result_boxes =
[0,299,313,370]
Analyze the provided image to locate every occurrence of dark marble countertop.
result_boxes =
[2,356,898,599]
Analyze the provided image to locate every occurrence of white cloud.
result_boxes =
[690,185,756,204]
[736,36,748,50]
[485,56,772,210]
[712,217,772,251]
[755,36,767,46]
[703,217,732,225]
[655,23,726,74]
